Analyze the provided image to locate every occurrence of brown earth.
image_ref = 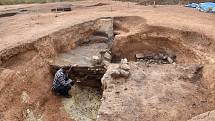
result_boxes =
[98,63,215,121]
[112,16,215,64]
[0,0,215,121]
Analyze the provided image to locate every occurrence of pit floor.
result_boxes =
[62,84,102,121]
[53,43,108,67]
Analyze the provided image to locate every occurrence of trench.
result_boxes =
[0,16,215,121]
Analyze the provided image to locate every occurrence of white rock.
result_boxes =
[167,57,174,63]
[91,56,101,65]
[104,52,112,61]
[120,64,130,71]
[121,58,128,64]
[119,69,130,78]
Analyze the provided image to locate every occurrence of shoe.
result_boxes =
[63,94,72,98]
[51,89,60,96]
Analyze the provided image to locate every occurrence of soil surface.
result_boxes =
[0,0,215,121]
[0,0,215,52]
[53,43,108,66]
[99,63,215,121]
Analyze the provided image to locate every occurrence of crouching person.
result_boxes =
[52,65,77,98]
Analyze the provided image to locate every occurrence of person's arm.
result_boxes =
[58,74,68,86]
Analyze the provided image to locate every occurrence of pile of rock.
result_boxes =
[100,49,112,66]
[136,53,176,64]
[91,49,112,67]
[91,55,102,66]
[110,58,130,78]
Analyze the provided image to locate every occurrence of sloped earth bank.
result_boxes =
[0,16,215,121]
[0,18,112,121]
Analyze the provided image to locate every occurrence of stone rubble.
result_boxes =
[136,53,176,64]
[91,55,102,66]
[110,58,130,78]
[90,49,112,67]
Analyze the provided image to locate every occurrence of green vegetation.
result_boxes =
[0,0,72,5]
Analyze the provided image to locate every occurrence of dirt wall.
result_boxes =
[0,18,110,121]
[111,17,215,64]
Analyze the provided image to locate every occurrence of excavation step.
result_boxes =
[51,65,106,87]
[52,43,108,67]
[51,43,109,87]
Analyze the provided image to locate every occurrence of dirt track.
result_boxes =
[0,0,215,121]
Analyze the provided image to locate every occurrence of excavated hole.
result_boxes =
[51,28,110,121]
[49,16,215,121]
[51,65,105,121]
[111,36,181,64]
[111,17,215,64]
[1,16,215,121]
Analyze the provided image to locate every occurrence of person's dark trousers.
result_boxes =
[54,85,71,96]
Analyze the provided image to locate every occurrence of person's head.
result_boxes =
[62,66,72,74]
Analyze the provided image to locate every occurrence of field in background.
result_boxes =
[1,0,214,5]
[0,0,81,5]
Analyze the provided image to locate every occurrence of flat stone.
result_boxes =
[167,57,174,63]
[135,53,145,59]
[104,52,112,61]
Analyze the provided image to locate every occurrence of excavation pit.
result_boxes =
[111,16,215,64]
[50,34,110,121]
[51,57,106,121]
[49,19,112,121]
[135,52,176,64]
[1,15,215,121]
[49,16,215,121]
